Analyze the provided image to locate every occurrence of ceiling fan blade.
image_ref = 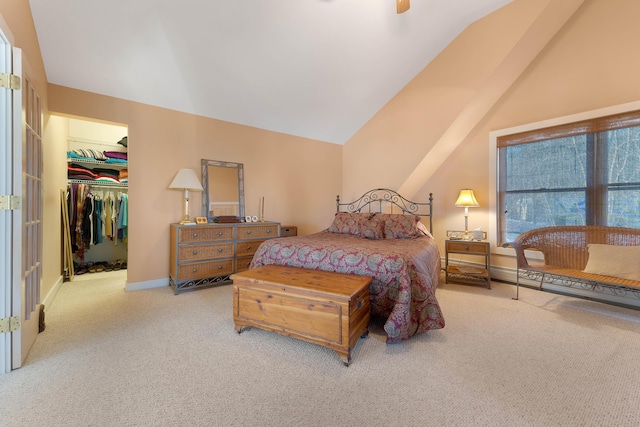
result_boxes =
[396,0,410,14]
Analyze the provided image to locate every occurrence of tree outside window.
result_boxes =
[497,113,640,245]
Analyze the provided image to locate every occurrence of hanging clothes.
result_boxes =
[66,183,128,259]
[72,183,90,259]
[104,192,113,240]
[80,190,93,255]
[92,194,103,245]
[117,193,128,242]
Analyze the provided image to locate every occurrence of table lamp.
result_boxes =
[168,168,203,224]
[455,189,479,238]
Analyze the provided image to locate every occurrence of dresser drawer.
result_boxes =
[446,241,489,255]
[235,256,254,273]
[236,224,279,240]
[236,240,265,257]
[177,259,234,281]
[178,243,234,262]
[178,226,233,243]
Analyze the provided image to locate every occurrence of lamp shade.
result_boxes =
[454,189,479,207]
[168,168,203,191]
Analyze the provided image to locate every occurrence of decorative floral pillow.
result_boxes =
[374,213,421,239]
[327,212,384,240]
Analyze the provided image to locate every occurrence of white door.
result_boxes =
[0,37,39,371]
[0,35,24,373]
[0,25,12,374]
[17,65,42,369]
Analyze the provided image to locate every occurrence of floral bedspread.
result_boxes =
[249,231,445,342]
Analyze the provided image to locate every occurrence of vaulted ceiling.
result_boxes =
[29,0,512,144]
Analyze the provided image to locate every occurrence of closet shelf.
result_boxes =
[67,158,128,171]
[68,179,128,188]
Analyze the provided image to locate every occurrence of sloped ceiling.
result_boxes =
[29,0,512,144]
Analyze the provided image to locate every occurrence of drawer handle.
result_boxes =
[192,233,198,238]
[266,229,271,234]
[217,265,223,270]
[217,248,223,253]
[464,246,470,250]
[192,250,198,255]
[246,230,252,235]
[192,268,198,273]
[218,231,223,236]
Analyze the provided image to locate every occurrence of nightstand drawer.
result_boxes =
[446,241,489,255]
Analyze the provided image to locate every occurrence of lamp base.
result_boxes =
[179,216,195,225]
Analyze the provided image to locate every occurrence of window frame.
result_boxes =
[489,101,640,258]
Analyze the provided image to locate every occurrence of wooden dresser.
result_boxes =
[169,221,280,294]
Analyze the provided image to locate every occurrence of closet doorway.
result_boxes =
[57,116,129,279]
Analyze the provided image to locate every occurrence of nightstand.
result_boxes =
[445,240,491,289]
[280,225,297,237]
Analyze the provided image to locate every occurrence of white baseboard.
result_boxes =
[489,262,640,309]
[42,276,64,311]
[125,277,169,292]
[443,257,640,309]
[40,275,168,308]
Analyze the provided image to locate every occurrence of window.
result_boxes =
[496,110,640,245]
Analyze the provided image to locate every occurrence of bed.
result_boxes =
[249,188,445,343]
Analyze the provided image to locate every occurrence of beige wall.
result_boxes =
[0,1,60,302]
[42,116,70,299]
[47,85,342,285]
[477,0,640,268]
[4,0,640,293]
[344,0,640,266]
[342,0,566,200]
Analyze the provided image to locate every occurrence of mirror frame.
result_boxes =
[201,159,245,221]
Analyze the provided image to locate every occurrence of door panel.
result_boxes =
[15,64,42,368]
[10,47,24,369]
[0,26,11,374]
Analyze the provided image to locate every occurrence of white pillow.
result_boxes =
[583,244,640,281]
[416,221,433,238]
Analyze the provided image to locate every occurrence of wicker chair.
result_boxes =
[505,225,640,300]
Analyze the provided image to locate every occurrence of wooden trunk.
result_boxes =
[231,265,371,366]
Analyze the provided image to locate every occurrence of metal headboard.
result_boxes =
[336,188,434,233]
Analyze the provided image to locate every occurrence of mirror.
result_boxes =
[201,159,245,221]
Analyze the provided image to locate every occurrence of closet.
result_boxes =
[62,118,128,277]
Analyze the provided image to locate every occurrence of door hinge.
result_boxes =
[0,72,21,90]
[0,316,21,333]
[0,195,21,210]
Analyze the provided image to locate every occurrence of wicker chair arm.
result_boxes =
[502,240,533,269]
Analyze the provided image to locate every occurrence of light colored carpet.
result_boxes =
[1,271,639,427]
